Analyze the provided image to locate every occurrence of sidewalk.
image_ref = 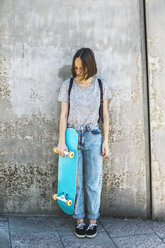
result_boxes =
[1,216,165,248]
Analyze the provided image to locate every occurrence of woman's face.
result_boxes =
[74,57,87,80]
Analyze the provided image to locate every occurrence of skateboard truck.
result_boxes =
[52,194,72,206]
[53,147,74,158]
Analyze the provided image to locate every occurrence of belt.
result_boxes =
[67,123,99,132]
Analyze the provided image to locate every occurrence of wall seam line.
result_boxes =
[139,0,152,219]
[143,0,152,219]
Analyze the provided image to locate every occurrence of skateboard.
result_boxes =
[52,128,78,215]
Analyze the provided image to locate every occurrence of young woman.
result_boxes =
[57,48,111,238]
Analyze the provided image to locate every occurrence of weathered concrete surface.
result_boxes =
[0,0,149,216]
[1,216,165,248]
[145,0,165,220]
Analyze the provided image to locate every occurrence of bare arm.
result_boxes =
[57,102,69,157]
[102,99,110,158]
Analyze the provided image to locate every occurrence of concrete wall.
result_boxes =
[146,0,165,220]
[0,0,157,218]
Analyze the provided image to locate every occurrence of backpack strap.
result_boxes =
[98,78,104,123]
[68,77,74,117]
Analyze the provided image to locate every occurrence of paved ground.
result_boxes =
[1,216,165,248]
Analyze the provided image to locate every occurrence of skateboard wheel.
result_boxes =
[68,152,74,158]
[53,147,58,153]
[52,194,58,201]
[66,200,72,206]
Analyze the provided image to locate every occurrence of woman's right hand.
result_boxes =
[56,143,68,157]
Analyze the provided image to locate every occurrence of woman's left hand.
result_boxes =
[102,140,109,158]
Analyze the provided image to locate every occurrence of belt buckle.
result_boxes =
[80,126,84,131]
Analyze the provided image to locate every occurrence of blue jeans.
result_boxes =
[67,123,103,220]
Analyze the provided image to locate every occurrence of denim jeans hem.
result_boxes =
[87,213,100,220]
[72,213,86,219]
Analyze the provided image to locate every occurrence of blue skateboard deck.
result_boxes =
[52,128,78,215]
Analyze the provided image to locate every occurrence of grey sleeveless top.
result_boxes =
[58,76,112,126]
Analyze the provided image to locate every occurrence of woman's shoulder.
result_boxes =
[95,76,111,94]
[94,76,106,85]
[95,76,112,99]
[60,77,73,88]
[63,77,72,84]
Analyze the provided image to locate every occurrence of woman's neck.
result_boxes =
[75,76,93,87]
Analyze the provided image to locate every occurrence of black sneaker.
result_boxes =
[75,222,86,238]
[86,223,97,238]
